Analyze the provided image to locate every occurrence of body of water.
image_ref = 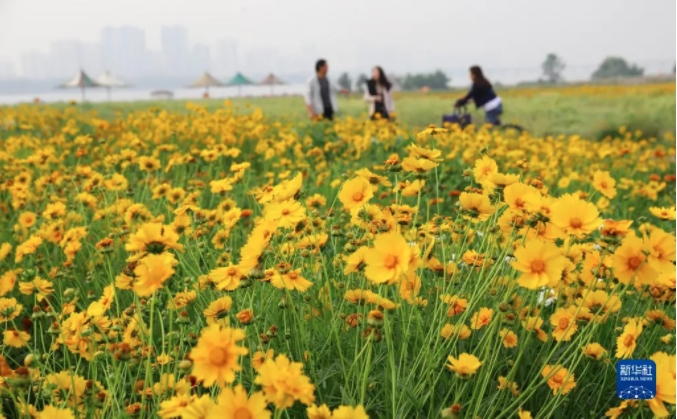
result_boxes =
[0,83,309,105]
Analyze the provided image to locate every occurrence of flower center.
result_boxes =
[570,218,583,228]
[227,267,237,276]
[281,209,290,216]
[601,182,608,188]
[558,318,569,329]
[627,257,642,270]
[233,407,253,419]
[384,254,398,269]
[352,192,364,202]
[288,272,298,280]
[623,334,635,347]
[531,260,546,273]
[209,347,229,366]
[514,198,525,208]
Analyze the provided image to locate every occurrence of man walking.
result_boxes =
[304,59,345,121]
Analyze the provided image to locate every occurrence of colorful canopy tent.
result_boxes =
[58,69,101,102]
[96,71,129,101]
[187,72,224,97]
[226,72,254,96]
[259,73,285,95]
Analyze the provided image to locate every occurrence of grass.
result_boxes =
[0,85,674,419]
[62,83,677,139]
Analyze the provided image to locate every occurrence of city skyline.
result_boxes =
[0,0,674,83]
[0,22,674,84]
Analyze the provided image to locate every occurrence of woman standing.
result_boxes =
[455,66,503,126]
[364,66,395,120]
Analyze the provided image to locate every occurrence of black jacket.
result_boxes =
[456,82,498,109]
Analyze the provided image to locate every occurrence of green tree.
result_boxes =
[355,73,368,93]
[337,72,352,92]
[542,53,566,84]
[591,57,644,80]
[402,70,450,90]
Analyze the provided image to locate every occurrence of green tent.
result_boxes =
[58,69,102,102]
[226,72,254,96]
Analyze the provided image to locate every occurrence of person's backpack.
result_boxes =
[442,106,471,128]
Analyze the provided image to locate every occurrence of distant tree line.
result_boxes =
[340,70,451,92]
[539,53,649,83]
[337,54,654,93]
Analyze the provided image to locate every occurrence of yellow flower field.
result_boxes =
[0,102,674,419]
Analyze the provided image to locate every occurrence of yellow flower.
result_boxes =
[15,235,43,263]
[499,329,518,348]
[125,222,184,255]
[541,364,576,395]
[615,319,642,359]
[517,408,533,419]
[646,228,676,273]
[18,211,37,228]
[497,376,520,396]
[332,405,370,419]
[470,307,493,330]
[208,263,245,291]
[511,240,566,289]
[445,353,482,377]
[183,395,216,419]
[458,192,495,221]
[338,176,374,210]
[401,156,439,173]
[582,343,606,360]
[0,298,22,322]
[441,323,471,340]
[133,252,177,297]
[592,170,617,199]
[307,404,333,419]
[649,206,675,221]
[647,351,676,418]
[270,268,313,292]
[549,308,578,342]
[252,349,275,371]
[138,155,161,172]
[207,384,271,419]
[612,234,657,286]
[473,155,498,185]
[158,394,191,418]
[36,406,75,419]
[3,329,29,348]
[264,199,306,228]
[364,231,411,284]
[550,194,601,237]
[190,324,248,388]
[203,296,233,326]
[254,354,315,409]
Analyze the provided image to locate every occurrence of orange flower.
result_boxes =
[541,364,576,396]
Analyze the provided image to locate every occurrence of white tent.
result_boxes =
[96,71,129,101]
[58,69,101,102]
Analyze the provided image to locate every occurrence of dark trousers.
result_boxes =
[322,106,334,121]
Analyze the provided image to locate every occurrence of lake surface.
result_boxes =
[0,84,309,105]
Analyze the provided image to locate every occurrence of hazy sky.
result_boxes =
[1,0,675,73]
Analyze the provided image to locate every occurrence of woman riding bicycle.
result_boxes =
[455,65,503,126]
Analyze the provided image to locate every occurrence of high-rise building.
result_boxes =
[161,25,189,77]
[49,40,82,78]
[190,44,211,75]
[20,51,51,79]
[0,60,15,79]
[101,26,148,78]
[213,39,238,76]
[243,47,278,75]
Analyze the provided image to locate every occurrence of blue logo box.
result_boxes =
[616,359,657,400]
